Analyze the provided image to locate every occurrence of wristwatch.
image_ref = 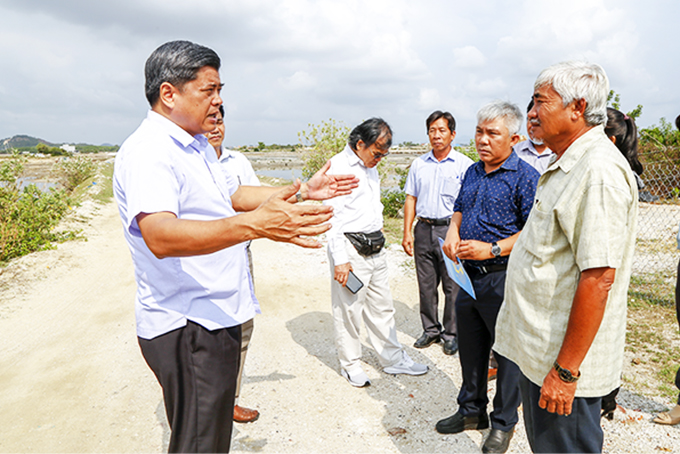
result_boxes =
[491,242,501,258]
[553,360,580,383]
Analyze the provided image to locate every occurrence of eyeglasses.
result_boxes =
[372,149,390,159]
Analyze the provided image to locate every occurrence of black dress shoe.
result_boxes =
[414,332,440,349]
[436,411,489,434]
[443,337,458,355]
[482,428,514,453]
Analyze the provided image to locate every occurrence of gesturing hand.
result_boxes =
[254,180,334,248]
[303,160,359,201]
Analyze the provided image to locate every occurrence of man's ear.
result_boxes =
[571,98,587,121]
[158,82,177,110]
[510,133,520,147]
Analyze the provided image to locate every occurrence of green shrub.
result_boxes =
[53,155,98,193]
[0,185,74,262]
[0,153,77,263]
[298,119,350,179]
[381,189,406,218]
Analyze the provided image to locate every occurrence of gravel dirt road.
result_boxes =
[0,200,679,453]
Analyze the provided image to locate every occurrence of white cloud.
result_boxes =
[452,46,486,69]
[418,88,441,110]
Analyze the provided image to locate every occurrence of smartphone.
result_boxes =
[346,270,364,294]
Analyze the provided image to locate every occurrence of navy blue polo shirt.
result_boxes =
[454,150,539,266]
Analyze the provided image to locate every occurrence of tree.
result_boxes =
[607,90,643,120]
[297,119,350,179]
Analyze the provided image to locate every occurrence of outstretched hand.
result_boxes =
[253,180,335,248]
[303,160,359,201]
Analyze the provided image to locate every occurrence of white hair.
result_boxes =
[476,100,523,135]
[534,61,609,126]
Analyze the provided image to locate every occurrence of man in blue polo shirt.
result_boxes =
[437,101,539,454]
[402,111,473,356]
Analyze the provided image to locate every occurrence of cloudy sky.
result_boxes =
[0,0,678,147]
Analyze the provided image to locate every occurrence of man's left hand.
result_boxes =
[457,240,491,261]
[303,160,359,201]
[539,368,578,416]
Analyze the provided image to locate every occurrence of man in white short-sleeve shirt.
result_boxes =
[402,110,473,356]
[114,40,358,453]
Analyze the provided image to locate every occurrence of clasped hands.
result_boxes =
[442,237,493,262]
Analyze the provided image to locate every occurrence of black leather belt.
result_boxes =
[418,217,450,226]
[464,263,507,276]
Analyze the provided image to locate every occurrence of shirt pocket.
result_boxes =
[441,176,462,205]
[520,200,555,260]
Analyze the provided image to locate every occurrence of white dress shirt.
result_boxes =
[114,111,259,340]
[404,149,474,218]
[324,145,383,266]
[218,147,260,187]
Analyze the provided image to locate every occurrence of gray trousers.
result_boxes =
[414,221,459,341]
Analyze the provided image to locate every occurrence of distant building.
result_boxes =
[60,144,76,153]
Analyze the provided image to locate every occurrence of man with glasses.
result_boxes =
[325,118,428,388]
[402,111,473,356]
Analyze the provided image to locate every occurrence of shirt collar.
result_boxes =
[473,150,520,176]
[424,148,457,163]
[343,144,365,168]
[147,110,210,151]
[551,125,605,174]
[219,146,237,162]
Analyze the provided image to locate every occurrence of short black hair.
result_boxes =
[676,114,680,131]
[426,111,456,133]
[348,118,392,151]
[144,40,221,107]
[218,104,224,118]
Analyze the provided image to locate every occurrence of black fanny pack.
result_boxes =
[344,231,385,257]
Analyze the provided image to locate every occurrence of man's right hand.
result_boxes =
[402,232,414,256]
[253,180,335,248]
[334,263,352,286]
[442,230,460,262]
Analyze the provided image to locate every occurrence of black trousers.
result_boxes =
[139,321,241,453]
[455,269,520,431]
[520,373,603,453]
[414,222,459,342]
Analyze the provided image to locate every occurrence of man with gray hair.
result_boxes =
[494,61,638,452]
[114,40,358,452]
[438,101,539,453]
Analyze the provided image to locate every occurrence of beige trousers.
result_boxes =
[328,239,403,373]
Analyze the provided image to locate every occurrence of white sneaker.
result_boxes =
[383,351,428,376]
[342,368,371,387]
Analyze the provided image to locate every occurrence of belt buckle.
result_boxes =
[479,265,488,274]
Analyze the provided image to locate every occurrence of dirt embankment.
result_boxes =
[0,198,679,453]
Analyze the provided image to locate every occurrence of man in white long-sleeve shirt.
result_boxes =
[324,118,428,388]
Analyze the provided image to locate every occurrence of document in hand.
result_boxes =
[437,237,476,300]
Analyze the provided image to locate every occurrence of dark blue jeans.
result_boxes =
[519,373,603,453]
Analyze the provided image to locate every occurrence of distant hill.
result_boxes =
[1,135,56,149]
[0,135,118,153]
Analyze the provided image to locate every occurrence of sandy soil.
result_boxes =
[1,200,679,453]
